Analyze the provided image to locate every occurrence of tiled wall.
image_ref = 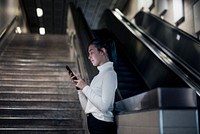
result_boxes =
[116,109,199,134]
[117,110,160,134]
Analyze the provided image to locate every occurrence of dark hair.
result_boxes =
[89,38,117,63]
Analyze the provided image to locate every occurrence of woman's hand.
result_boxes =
[74,78,87,90]
[69,73,87,90]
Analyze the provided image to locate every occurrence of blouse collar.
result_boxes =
[97,61,114,73]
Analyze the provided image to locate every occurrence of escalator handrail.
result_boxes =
[131,19,200,82]
[68,3,97,82]
[135,11,200,44]
[76,7,94,40]
[131,11,200,79]
[114,10,200,77]
[0,16,18,42]
[111,9,200,95]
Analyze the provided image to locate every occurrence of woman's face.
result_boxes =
[88,44,106,66]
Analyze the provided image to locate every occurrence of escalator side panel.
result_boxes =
[104,10,187,89]
[116,87,197,113]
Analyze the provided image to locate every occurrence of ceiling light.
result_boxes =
[15,27,22,34]
[176,34,181,40]
[39,27,45,35]
[36,8,43,17]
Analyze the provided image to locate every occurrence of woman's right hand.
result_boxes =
[74,78,87,90]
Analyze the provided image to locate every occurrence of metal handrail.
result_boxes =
[0,16,18,42]
[67,3,97,83]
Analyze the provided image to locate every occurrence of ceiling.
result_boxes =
[21,0,128,34]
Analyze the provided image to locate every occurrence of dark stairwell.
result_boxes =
[0,34,85,134]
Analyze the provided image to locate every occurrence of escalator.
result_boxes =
[100,9,199,134]
[103,9,200,98]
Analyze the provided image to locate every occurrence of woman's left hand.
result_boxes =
[74,78,87,90]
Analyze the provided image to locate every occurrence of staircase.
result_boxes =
[0,34,85,134]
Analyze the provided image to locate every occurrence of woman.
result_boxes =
[71,38,117,134]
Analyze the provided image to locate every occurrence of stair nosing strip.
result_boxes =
[0,128,85,131]
[0,99,79,102]
[0,107,81,110]
[0,117,81,120]
[0,92,76,95]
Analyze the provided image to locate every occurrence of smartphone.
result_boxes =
[66,65,80,90]
[66,65,77,80]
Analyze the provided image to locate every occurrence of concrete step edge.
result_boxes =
[0,117,81,120]
[0,127,85,131]
[0,107,81,110]
[0,90,77,93]
[0,99,79,102]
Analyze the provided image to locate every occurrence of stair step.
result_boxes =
[0,128,85,134]
[116,71,137,77]
[0,61,70,67]
[0,99,79,105]
[1,45,69,50]
[117,76,137,82]
[0,118,83,128]
[0,81,76,88]
[1,55,72,61]
[0,58,71,63]
[0,109,81,118]
[0,90,76,94]
[0,63,75,70]
[118,82,142,88]
[0,99,78,102]
[1,51,70,57]
[0,70,70,76]
[0,63,76,73]
[0,84,76,89]
[0,93,78,100]
[0,86,76,93]
[0,101,80,108]
[0,75,70,81]
[7,43,70,47]
[2,51,70,56]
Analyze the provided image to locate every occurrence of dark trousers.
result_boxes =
[87,113,117,134]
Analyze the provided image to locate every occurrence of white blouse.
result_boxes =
[78,62,117,122]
